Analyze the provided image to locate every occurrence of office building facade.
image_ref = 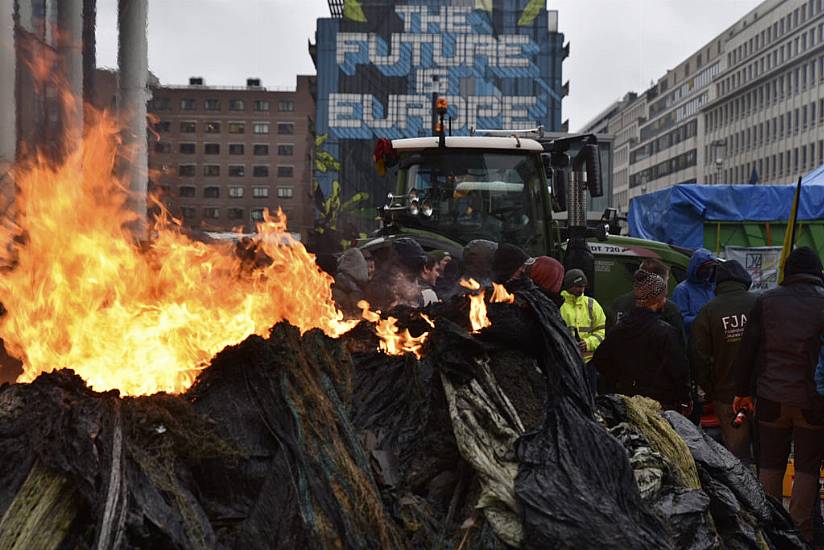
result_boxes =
[311,0,567,232]
[582,0,824,213]
[147,76,315,238]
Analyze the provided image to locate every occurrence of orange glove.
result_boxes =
[732,396,754,414]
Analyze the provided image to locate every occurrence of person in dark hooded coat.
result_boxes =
[690,259,756,463]
[592,270,691,413]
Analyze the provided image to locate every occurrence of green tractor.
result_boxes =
[360,101,691,305]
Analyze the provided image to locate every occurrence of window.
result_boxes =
[203,165,220,177]
[205,121,221,134]
[277,122,294,135]
[252,186,269,198]
[227,208,244,220]
[181,207,196,219]
[229,143,245,155]
[179,143,196,154]
[251,208,265,221]
[180,98,196,111]
[229,165,245,177]
[178,186,196,197]
[178,165,196,177]
[277,144,293,156]
[253,166,269,177]
[204,143,220,155]
[180,121,196,133]
[253,144,269,155]
[254,100,270,112]
[277,165,294,178]
[228,186,244,198]
[253,122,270,134]
[204,186,220,198]
[204,99,221,111]
[277,186,294,199]
[203,207,220,219]
[228,122,245,134]
[229,99,245,111]
[154,121,171,133]
[151,97,171,111]
[154,142,171,153]
[278,100,294,112]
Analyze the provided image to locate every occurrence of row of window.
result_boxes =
[179,206,288,222]
[151,97,294,113]
[631,120,698,164]
[156,142,294,156]
[708,59,824,132]
[708,101,824,161]
[728,0,823,69]
[720,20,824,97]
[153,121,294,135]
[649,63,720,117]
[629,149,697,188]
[639,94,706,142]
[176,164,294,178]
[177,185,294,199]
[709,141,824,183]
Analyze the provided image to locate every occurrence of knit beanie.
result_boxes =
[563,268,587,290]
[633,269,667,304]
[492,243,530,283]
[529,256,565,294]
[784,246,823,278]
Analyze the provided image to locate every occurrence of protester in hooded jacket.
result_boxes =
[607,258,685,342]
[528,256,565,307]
[672,248,717,335]
[491,243,531,284]
[331,248,370,318]
[593,270,692,413]
[559,269,606,363]
[462,239,498,287]
[733,246,824,543]
[690,259,756,463]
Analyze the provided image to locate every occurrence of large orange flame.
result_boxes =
[460,279,491,332]
[0,114,357,395]
[358,301,432,358]
[490,283,515,304]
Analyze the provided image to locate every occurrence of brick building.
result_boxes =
[148,75,315,238]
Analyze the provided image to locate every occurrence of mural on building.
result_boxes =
[312,0,565,236]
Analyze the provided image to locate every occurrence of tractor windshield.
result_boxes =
[397,149,541,247]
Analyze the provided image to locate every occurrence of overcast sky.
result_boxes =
[96,0,762,131]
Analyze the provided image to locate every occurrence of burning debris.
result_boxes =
[0,282,807,549]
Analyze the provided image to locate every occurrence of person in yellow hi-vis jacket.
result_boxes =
[560,269,606,363]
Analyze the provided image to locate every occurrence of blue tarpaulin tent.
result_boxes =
[628,165,824,249]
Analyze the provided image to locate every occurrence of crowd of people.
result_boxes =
[328,238,824,545]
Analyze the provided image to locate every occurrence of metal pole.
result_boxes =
[57,0,84,146]
[0,0,16,219]
[117,0,148,238]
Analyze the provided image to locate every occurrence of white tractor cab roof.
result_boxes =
[391,136,544,152]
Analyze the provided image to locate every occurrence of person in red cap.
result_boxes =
[527,256,565,307]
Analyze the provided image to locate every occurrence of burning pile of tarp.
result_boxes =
[0,280,807,549]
